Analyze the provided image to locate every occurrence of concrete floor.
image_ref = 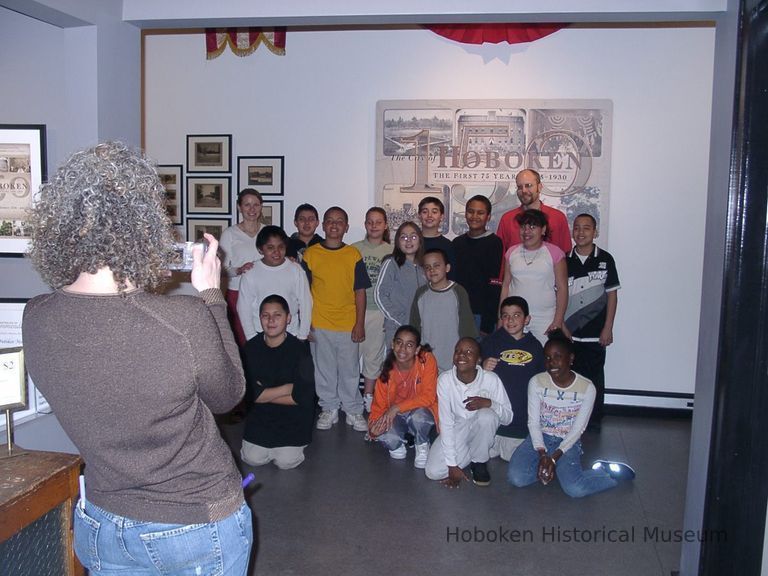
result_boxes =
[222,414,691,576]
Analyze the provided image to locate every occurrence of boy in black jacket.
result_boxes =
[241,294,316,469]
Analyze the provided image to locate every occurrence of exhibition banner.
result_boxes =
[375,100,612,240]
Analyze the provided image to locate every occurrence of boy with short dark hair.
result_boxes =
[237,225,312,342]
[452,194,503,335]
[241,295,316,469]
[410,248,477,372]
[418,196,456,279]
[564,213,620,431]
[424,338,513,487]
[481,296,544,461]
[287,203,324,260]
[303,207,371,432]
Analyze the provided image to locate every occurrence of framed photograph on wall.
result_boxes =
[0,124,47,255]
[157,164,183,225]
[186,217,230,243]
[186,134,232,173]
[263,199,284,227]
[237,156,283,196]
[186,176,231,215]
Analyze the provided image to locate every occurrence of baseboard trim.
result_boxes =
[606,389,694,411]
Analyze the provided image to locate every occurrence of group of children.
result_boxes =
[226,185,633,496]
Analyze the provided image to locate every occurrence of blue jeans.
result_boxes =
[376,407,435,450]
[73,500,253,575]
[507,433,617,498]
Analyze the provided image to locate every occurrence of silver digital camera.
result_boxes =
[168,241,207,271]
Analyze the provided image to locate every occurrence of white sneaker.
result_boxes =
[316,409,339,430]
[389,444,407,459]
[364,394,373,412]
[414,442,430,469]
[346,412,368,432]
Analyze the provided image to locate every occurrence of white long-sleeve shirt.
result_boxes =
[436,367,513,467]
[237,259,313,341]
[527,371,595,454]
[218,224,261,290]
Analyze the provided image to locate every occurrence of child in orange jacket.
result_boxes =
[368,325,439,469]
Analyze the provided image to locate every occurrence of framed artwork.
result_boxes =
[186,134,232,173]
[376,99,612,240]
[237,156,284,196]
[262,199,284,227]
[157,164,183,225]
[186,176,231,215]
[0,124,47,255]
[186,217,230,243]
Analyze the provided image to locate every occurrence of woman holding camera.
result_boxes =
[22,142,253,575]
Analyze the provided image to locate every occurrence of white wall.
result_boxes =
[0,7,85,181]
[0,6,142,299]
[0,7,77,297]
[145,26,715,399]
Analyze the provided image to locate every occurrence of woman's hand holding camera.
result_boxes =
[191,233,221,292]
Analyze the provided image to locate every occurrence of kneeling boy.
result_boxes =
[241,295,316,469]
[425,338,512,487]
[481,296,544,461]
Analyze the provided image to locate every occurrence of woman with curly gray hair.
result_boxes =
[22,142,253,575]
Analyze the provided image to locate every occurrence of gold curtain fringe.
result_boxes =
[207,31,285,59]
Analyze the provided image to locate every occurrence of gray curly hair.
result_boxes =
[28,142,176,291]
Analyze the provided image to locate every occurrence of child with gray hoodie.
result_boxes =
[374,221,428,345]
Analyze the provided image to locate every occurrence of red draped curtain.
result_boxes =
[425,23,565,45]
[205,28,286,59]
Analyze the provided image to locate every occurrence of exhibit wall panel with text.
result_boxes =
[375,99,612,241]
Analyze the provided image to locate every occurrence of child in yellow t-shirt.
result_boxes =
[303,206,371,432]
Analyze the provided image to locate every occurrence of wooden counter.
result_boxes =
[0,449,84,576]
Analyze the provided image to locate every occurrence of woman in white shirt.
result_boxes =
[219,188,265,345]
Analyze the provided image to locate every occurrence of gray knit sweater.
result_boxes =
[373,256,428,344]
[22,288,245,524]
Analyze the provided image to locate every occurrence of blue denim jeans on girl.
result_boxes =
[376,407,435,449]
[73,500,253,575]
[507,433,618,498]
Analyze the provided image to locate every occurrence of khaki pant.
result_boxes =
[360,309,386,379]
[241,441,306,469]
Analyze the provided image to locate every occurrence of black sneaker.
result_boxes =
[470,462,491,486]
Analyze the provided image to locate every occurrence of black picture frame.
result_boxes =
[237,155,284,196]
[157,164,184,225]
[186,217,231,243]
[0,124,47,255]
[186,176,232,215]
[186,134,232,173]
